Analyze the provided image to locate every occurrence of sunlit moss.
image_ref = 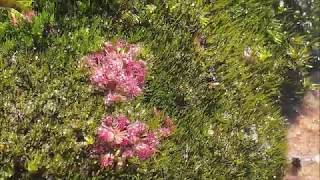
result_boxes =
[0,0,315,179]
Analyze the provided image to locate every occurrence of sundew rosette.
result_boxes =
[84,41,147,105]
[92,115,175,169]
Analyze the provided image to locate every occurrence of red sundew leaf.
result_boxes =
[133,143,157,160]
[100,154,115,168]
[97,127,115,143]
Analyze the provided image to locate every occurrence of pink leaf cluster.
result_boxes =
[85,41,147,105]
[93,115,175,168]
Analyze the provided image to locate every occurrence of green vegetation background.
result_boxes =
[0,0,318,179]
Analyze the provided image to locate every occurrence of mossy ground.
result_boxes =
[0,0,316,179]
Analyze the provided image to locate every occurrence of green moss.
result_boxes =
[0,0,314,179]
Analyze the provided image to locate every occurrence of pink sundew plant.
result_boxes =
[85,41,147,105]
[94,115,175,169]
